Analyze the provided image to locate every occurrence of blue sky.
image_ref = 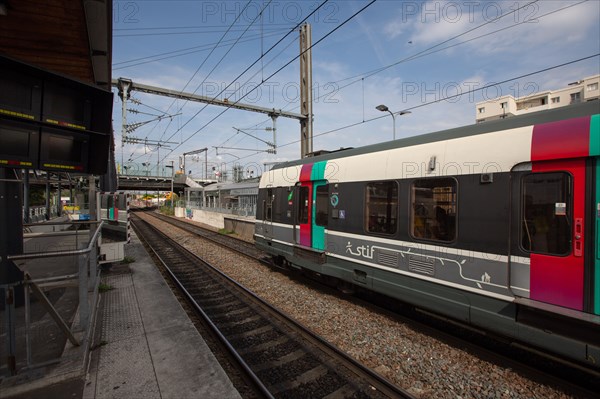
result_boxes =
[112,0,600,178]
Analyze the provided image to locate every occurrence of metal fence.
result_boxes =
[1,221,103,376]
[23,206,60,224]
[181,200,256,217]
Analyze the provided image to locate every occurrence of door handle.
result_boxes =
[574,218,583,257]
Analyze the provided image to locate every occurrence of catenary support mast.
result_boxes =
[299,23,313,158]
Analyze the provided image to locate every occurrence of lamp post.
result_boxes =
[375,104,411,140]
[142,162,150,176]
[142,162,150,206]
[165,160,174,211]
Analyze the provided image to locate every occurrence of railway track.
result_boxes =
[142,210,265,259]
[137,210,600,397]
[130,213,414,399]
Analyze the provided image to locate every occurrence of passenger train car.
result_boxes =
[254,101,600,369]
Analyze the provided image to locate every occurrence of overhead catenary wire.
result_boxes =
[159,0,277,144]
[246,0,555,129]
[159,0,333,147]
[325,2,588,109]
[131,97,175,116]
[156,0,260,142]
[176,30,297,161]
[114,27,293,37]
[261,0,590,122]
[237,34,297,98]
[335,0,586,90]
[160,0,377,163]
[122,0,258,163]
[274,53,600,149]
[117,0,594,169]
[114,23,296,31]
[350,0,541,83]
[155,0,277,149]
[113,30,291,70]
[121,0,330,165]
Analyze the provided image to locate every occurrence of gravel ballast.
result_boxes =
[137,213,577,398]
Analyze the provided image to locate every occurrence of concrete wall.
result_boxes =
[175,206,255,241]
[177,207,226,229]
[223,217,255,241]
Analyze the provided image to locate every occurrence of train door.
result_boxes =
[293,180,328,250]
[294,161,329,250]
[312,181,328,251]
[593,155,600,316]
[262,186,274,240]
[523,158,586,311]
[295,183,311,247]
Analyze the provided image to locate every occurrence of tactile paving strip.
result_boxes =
[95,274,160,398]
[95,335,160,399]
[101,274,143,343]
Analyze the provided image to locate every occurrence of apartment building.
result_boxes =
[475,75,599,122]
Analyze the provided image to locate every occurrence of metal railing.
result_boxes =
[1,221,103,374]
[182,201,256,217]
[23,206,60,223]
[119,162,179,178]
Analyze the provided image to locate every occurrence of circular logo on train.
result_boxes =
[330,194,339,207]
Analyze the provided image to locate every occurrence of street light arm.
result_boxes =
[376,104,411,141]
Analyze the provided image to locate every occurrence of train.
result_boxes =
[254,101,600,369]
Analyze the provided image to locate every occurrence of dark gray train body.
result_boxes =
[254,102,600,369]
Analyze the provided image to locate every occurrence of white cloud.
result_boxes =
[384,19,404,39]
[113,0,599,173]
[354,12,389,65]
[396,0,599,57]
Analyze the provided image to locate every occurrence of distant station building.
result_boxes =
[475,74,600,123]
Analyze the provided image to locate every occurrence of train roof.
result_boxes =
[202,180,259,193]
[271,101,599,170]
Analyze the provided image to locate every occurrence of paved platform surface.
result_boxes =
[1,228,241,399]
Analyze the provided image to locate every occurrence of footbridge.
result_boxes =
[118,164,208,191]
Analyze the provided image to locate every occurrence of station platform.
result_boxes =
[0,229,241,399]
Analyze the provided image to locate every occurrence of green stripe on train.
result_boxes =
[590,114,600,315]
[311,161,328,251]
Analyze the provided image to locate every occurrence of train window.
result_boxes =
[521,173,571,255]
[410,178,457,242]
[298,186,309,224]
[315,184,329,227]
[365,181,398,235]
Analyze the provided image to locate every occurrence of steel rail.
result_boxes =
[143,210,600,396]
[130,217,274,399]
[132,213,415,398]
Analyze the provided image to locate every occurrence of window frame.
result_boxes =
[297,185,309,225]
[409,177,458,243]
[520,172,572,256]
[315,184,329,227]
[364,180,399,236]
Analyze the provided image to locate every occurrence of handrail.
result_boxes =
[24,230,91,238]
[23,220,100,227]
[6,221,104,261]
